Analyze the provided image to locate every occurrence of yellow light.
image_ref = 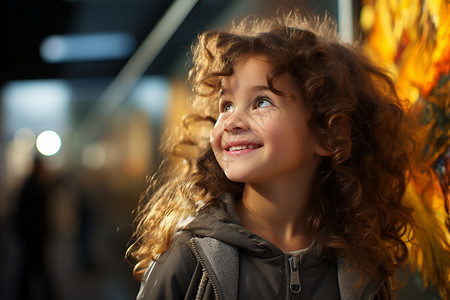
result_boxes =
[360,5,376,32]
[36,130,62,156]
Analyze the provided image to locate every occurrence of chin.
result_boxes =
[225,176,246,183]
[223,171,248,183]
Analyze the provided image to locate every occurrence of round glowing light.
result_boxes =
[36,130,62,156]
[82,143,107,170]
[13,128,36,152]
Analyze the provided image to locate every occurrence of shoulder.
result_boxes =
[337,258,394,300]
[137,231,200,300]
[162,231,197,267]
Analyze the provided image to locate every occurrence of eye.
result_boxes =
[254,96,274,109]
[219,100,233,113]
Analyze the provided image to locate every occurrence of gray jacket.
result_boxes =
[137,197,391,300]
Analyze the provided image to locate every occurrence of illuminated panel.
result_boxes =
[40,32,136,63]
[131,76,170,124]
[338,0,354,43]
[2,80,71,139]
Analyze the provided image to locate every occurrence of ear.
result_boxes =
[315,117,351,158]
[315,143,332,157]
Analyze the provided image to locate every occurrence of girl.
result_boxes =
[128,9,416,299]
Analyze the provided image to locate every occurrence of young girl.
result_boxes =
[129,9,416,299]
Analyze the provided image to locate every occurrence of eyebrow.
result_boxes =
[220,85,271,96]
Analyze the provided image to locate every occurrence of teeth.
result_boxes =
[228,145,259,151]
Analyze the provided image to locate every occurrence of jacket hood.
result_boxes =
[184,194,284,258]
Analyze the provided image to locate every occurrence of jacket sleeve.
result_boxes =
[137,232,203,300]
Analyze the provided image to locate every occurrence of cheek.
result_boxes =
[210,122,223,154]
[264,119,315,154]
[262,121,286,143]
[210,126,228,171]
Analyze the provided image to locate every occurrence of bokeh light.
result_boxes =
[82,143,107,170]
[36,130,62,156]
[13,128,36,152]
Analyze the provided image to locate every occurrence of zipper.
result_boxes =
[190,240,221,300]
[288,256,301,294]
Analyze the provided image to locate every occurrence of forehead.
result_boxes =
[220,55,301,101]
[221,55,272,89]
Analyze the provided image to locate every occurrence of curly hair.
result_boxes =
[128,9,416,283]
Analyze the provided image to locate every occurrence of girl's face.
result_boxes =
[210,55,329,185]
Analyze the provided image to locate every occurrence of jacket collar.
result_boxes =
[184,194,388,299]
[185,194,284,257]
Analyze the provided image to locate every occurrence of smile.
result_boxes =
[223,141,263,156]
[227,145,261,151]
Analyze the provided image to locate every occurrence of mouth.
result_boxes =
[224,141,263,154]
[226,144,262,151]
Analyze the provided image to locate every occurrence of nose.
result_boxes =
[223,110,249,134]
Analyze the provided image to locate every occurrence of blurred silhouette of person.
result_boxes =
[14,155,56,300]
[77,187,95,272]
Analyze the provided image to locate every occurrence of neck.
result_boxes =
[237,175,315,252]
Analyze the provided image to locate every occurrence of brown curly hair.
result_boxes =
[128,9,416,284]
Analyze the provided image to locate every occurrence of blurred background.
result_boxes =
[0,0,446,299]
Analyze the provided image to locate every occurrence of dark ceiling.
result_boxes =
[1,0,235,85]
[1,0,339,87]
